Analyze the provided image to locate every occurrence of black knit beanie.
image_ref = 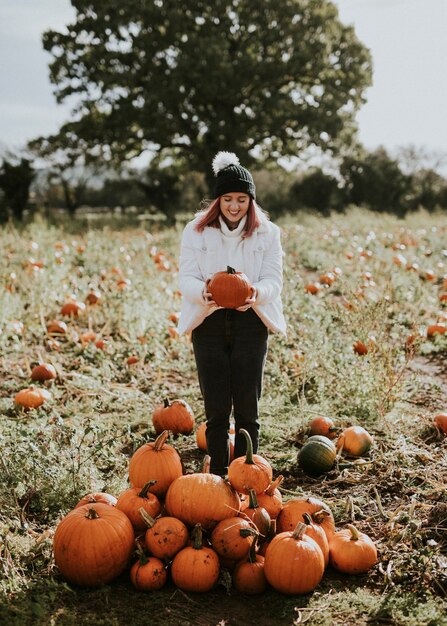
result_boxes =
[212,151,256,199]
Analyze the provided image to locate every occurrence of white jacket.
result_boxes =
[177,212,287,336]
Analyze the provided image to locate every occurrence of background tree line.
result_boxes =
[0,0,446,222]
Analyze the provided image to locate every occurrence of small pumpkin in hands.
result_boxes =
[208,266,253,309]
[329,524,377,574]
[152,398,194,435]
[338,426,373,456]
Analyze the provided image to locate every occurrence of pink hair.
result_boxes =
[194,197,265,238]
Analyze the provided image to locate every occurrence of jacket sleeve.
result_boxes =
[178,223,206,304]
[252,225,283,304]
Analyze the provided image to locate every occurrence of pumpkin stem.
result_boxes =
[302,512,313,526]
[135,543,149,564]
[154,430,169,451]
[247,538,258,563]
[85,507,100,520]
[312,509,331,525]
[239,527,259,539]
[192,523,204,550]
[336,434,345,458]
[137,480,158,499]
[346,524,361,541]
[239,429,254,465]
[138,507,156,529]
[202,454,211,474]
[226,266,236,274]
[292,521,307,541]
[266,519,277,542]
[163,398,170,408]
[248,488,259,509]
[265,474,284,496]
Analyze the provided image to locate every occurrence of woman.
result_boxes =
[178,151,286,476]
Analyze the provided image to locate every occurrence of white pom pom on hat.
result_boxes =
[212,151,240,176]
[211,151,256,199]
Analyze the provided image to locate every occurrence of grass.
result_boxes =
[0,206,446,625]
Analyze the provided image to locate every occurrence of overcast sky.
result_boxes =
[1,0,446,163]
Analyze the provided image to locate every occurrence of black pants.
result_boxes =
[192,308,269,476]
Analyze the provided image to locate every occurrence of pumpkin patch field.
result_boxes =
[0,207,446,626]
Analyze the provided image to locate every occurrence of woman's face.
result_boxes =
[219,192,250,227]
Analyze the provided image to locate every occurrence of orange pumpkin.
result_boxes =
[353,340,368,355]
[128,430,183,498]
[208,266,252,309]
[302,512,329,566]
[195,422,235,460]
[46,320,68,334]
[308,415,337,439]
[74,492,117,508]
[232,542,267,594]
[240,489,271,539]
[304,282,322,295]
[264,522,325,594]
[61,301,86,317]
[434,412,447,435]
[126,355,139,366]
[228,429,273,495]
[171,524,220,592]
[53,503,134,587]
[165,472,240,531]
[211,516,256,561]
[130,555,167,591]
[152,398,194,435]
[254,475,284,520]
[427,324,446,338]
[144,514,189,560]
[31,363,57,382]
[276,497,335,540]
[15,386,51,410]
[329,524,377,574]
[338,426,373,456]
[196,422,207,451]
[85,289,102,305]
[115,481,161,531]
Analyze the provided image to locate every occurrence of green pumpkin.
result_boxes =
[298,435,336,476]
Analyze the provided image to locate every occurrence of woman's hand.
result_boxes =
[202,279,217,307]
[236,287,257,312]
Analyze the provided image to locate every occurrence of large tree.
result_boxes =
[43,0,372,183]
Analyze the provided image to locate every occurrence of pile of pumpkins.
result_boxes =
[53,401,378,595]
